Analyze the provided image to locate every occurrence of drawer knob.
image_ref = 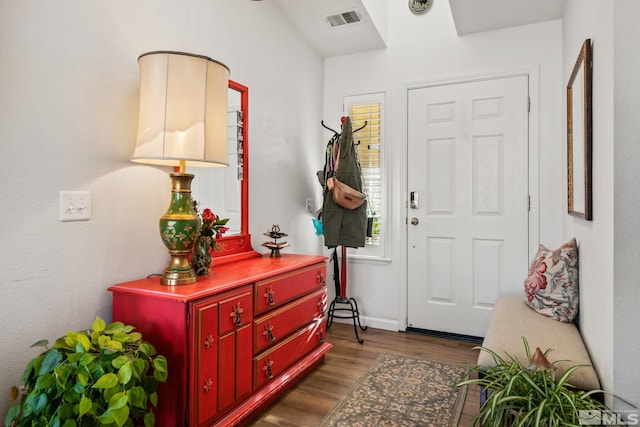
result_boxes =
[230,302,244,327]
[263,357,274,380]
[263,323,276,342]
[264,286,275,306]
[317,272,325,285]
[317,298,326,315]
[204,335,214,349]
[203,377,213,393]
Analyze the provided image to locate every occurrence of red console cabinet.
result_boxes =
[109,254,330,427]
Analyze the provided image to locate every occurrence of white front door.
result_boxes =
[407,76,529,337]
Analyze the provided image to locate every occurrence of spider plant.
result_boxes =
[457,337,608,427]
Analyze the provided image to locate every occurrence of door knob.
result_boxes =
[410,217,419,225]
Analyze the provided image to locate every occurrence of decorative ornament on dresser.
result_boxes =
[262,224,290,258]
[192,200,229,276]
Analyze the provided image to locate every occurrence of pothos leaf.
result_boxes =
[153,356,168,383]
[38,349,62,376]
[34,372,55,390]
[78,396,92,416]
[30,339,50,348]
[144,411,155,427]
[76,334,91,352]
[104,322,126,335]
[93,373,118,389]
[117,363,133,385]
[127,386,147,409]
[150,391,158,407]
[139,342,156,357]
[108,392,128,410]
[92,317,106,333]
[97,406,130,427]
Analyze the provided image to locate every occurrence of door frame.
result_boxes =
[398,68,540,331]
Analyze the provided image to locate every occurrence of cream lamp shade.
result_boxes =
[132,51,230,169]
[131,51,230,286]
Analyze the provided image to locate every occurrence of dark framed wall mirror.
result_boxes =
[188,80,258,262]
[567,39,593,220]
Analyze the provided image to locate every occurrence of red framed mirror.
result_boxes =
[189,80,258,263]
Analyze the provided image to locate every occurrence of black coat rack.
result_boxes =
[321,119,368,135]
[321,118,368,343]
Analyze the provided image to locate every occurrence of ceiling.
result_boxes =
[270,0,387,58]
[449,0,563,36]
[270,0,564,58]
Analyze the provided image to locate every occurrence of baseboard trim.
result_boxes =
[405,327,483,344]
[328,316,398,332]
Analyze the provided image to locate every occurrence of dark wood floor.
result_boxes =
[247,322,481,427]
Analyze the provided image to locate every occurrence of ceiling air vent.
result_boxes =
[325,10,362,28]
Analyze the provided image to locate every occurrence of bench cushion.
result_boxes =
[477,294,600,391]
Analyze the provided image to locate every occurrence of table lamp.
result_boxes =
[132,51,230,285]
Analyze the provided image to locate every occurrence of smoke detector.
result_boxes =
[325,10,363,28]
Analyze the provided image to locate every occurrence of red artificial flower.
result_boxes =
[202,208,216,223]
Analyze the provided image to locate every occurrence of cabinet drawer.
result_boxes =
[253,319,326,390]
[254,263,326,315]
[218,286,253,336]
[253,288,326,353]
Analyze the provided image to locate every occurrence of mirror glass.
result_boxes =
[189,86,242,234]
[188,80,256,261]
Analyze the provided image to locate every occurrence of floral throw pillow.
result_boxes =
[524,238,579,322]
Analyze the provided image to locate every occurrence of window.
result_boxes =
[344,92,387,259]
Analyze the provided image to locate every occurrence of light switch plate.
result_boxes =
[306,198,314,212]
[59,191,91,222]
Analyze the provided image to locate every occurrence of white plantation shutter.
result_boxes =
[344,92,387,258]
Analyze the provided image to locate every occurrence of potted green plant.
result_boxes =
[457,338,607,427]
[5,317,168,427]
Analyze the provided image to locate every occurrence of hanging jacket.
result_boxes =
[322,117,367,248]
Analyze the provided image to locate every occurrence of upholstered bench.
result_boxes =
[478,294,600,392]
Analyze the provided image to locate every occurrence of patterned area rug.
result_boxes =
[320,353,468,427]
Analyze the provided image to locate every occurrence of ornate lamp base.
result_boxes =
[161,249,198,285]
[159,172,200,286]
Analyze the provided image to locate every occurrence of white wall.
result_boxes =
[323,1,564,330]
[562,0,640,410]
[612,0,640,411]
[0,0,324,418]
[562,0,616,403]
